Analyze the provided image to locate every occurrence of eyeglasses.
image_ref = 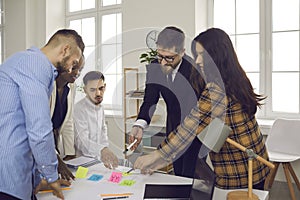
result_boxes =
[156,53,177,63]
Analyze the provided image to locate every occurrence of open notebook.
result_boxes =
[64,156,100,169]
[143,157,216,200]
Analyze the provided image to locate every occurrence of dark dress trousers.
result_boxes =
[137,55,203,178]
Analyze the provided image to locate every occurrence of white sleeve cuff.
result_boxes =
[134,119,148,129]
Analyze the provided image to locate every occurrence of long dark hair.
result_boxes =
[191,28,265,116]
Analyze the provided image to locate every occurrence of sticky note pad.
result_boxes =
[119,179,136,186]
[88,174,103,181]
[108,171,122,183]
[122,172,131,176]
[75,166,89,178]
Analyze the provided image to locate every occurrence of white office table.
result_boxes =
[36,164,268,200]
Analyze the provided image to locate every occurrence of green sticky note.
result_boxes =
[75,166,89,178]
[119,179,136,186]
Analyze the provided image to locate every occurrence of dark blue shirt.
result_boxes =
[52,84,70,129]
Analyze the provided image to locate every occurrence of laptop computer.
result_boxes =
[143,157,216,200]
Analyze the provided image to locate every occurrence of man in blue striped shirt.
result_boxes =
[0,29,84,200]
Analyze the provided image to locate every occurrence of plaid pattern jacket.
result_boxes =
[158,82,270,189]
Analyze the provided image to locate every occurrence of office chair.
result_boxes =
[265,118,300,200]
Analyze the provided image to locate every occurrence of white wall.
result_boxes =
[45,0,65,41]
[4,0,64,59]
[4,0,26,58]
[122,0,197,70]
[196,0,209,34]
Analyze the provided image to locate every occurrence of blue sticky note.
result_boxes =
[88,174,103,181]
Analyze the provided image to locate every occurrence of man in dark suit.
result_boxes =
[129,26,203,178]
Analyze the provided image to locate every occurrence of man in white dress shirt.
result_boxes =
[74,71,118,169]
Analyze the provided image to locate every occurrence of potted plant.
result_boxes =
[139,48,157,64]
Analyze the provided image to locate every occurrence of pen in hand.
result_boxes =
[123,139,137,154]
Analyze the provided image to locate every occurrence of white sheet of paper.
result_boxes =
[64,156,97,167]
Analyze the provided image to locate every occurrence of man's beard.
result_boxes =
[94,96,103,105]
[88,95,103,105]
[56,56,70,73]
[160,64,174,75]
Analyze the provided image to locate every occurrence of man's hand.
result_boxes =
[128,126,143,150]
[48,180,65,199]
[101,147,118,169]
[57,155,75,181]
[35,179,71,199]
[35,179,71,193]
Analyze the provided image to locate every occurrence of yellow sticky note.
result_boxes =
[122,172,131,176]
[75,166,89,178]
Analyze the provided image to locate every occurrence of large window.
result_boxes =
[66,0,122,115]
[212,0,300,119]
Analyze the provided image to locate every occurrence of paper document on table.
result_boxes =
[64,156,100,169]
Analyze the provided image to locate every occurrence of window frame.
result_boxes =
[65,0,122,114]
[209,0,300,119]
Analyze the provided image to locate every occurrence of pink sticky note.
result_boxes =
[108,172,122,183]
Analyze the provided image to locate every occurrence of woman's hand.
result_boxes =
[134,150,169,174]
